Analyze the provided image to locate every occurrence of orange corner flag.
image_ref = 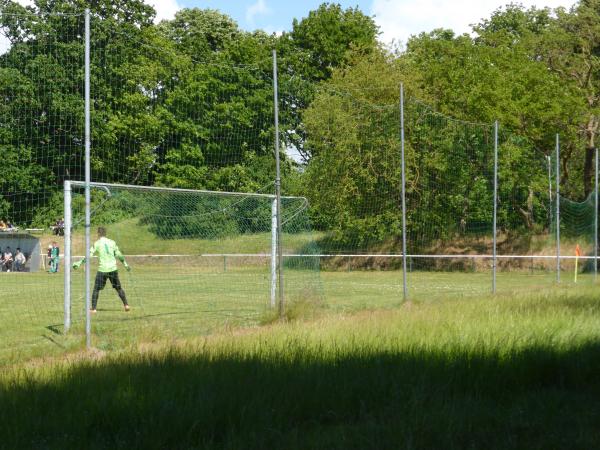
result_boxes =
[575,244,582,257]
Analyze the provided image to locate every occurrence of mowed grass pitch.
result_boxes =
[2,282,600,449]
[0,261,594,363]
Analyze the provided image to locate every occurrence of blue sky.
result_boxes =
[6,0,581,47]
[150,0,579,46]
[175,0,371,35]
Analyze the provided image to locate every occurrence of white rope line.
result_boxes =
[62,253,599,260]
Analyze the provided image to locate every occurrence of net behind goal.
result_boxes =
[65,182,321,346]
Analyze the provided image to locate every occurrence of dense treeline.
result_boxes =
[0,0,598,248]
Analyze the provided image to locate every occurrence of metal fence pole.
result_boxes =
[595,147,598,281]
[84,9,91,348]
[400,84,408,301]
[492,121,498,294]
[556,134,560,283]
[272,50,284,317]
[270,198,277,307]
[547,155,552,224]
[63,181,72,333]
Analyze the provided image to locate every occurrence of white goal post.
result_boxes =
[63,181,305,332]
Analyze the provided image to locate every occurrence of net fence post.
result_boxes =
[84,8,92,348]
[547,155,552,224]
[595,147,598,281]
[492,121,498,294]
[273,49,284,318]
[400,84,408,301]
[64,181,72,333]
[556,134,560,283]
[270,198,277,308]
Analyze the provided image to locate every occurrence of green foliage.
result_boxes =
[158,8,240,59]
[277,2,380,162]
[301,52,403,249]
[404,106,496,245]
[288,2,379,81]
[300,2,598,250]
[127,192,273,240]
[1,0,598,256]
[0,0,282,227]
[471,2,599,199]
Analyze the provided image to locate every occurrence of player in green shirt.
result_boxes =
[73,227,131,313]
[49,241,60,273]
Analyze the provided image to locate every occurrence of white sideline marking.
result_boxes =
[64,253,598,260]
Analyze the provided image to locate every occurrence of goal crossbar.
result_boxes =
[68,181,306,201]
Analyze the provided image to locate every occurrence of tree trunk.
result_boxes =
[584,114,599,198]
[518,187,534,230]
[584,145,594,197]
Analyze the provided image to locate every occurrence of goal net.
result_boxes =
[551,192,597,283]
[65,182,322,346]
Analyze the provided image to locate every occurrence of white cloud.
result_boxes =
[263,25,284,36]
[147,0,182,22]
[246,0,271,27]
[371,0,578,47]
[0,0,33,54]
[0,37,9,55]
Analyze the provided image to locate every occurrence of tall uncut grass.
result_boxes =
[2,288,600,449]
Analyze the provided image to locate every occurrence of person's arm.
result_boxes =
[114,245,130,271]
[73,243,96,269]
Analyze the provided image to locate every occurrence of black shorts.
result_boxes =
[94,271,122,290]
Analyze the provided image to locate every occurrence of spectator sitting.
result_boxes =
[0,220,6,231]
[14,248,26,272]
[52,218,65,236]
[3,246,13,272]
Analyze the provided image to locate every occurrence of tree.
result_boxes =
[405,22,586,204]
[158,8,240,60]
[301,51,404,249]
[472,2,599,198]
[546,1,600,197]
[287,2,379,81]
[0,2,286,224]
[276,3,380,163]
[301,20,584,246]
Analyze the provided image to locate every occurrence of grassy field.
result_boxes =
[1,284,600,449]
[0,259,595,364]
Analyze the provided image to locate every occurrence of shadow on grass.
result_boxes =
[2,341,600,450]
[41,334,67,350]
[45,324,63,335]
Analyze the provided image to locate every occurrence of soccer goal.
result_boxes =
[63,181,321,341]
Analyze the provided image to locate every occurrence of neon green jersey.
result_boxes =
[90,237,125,273]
